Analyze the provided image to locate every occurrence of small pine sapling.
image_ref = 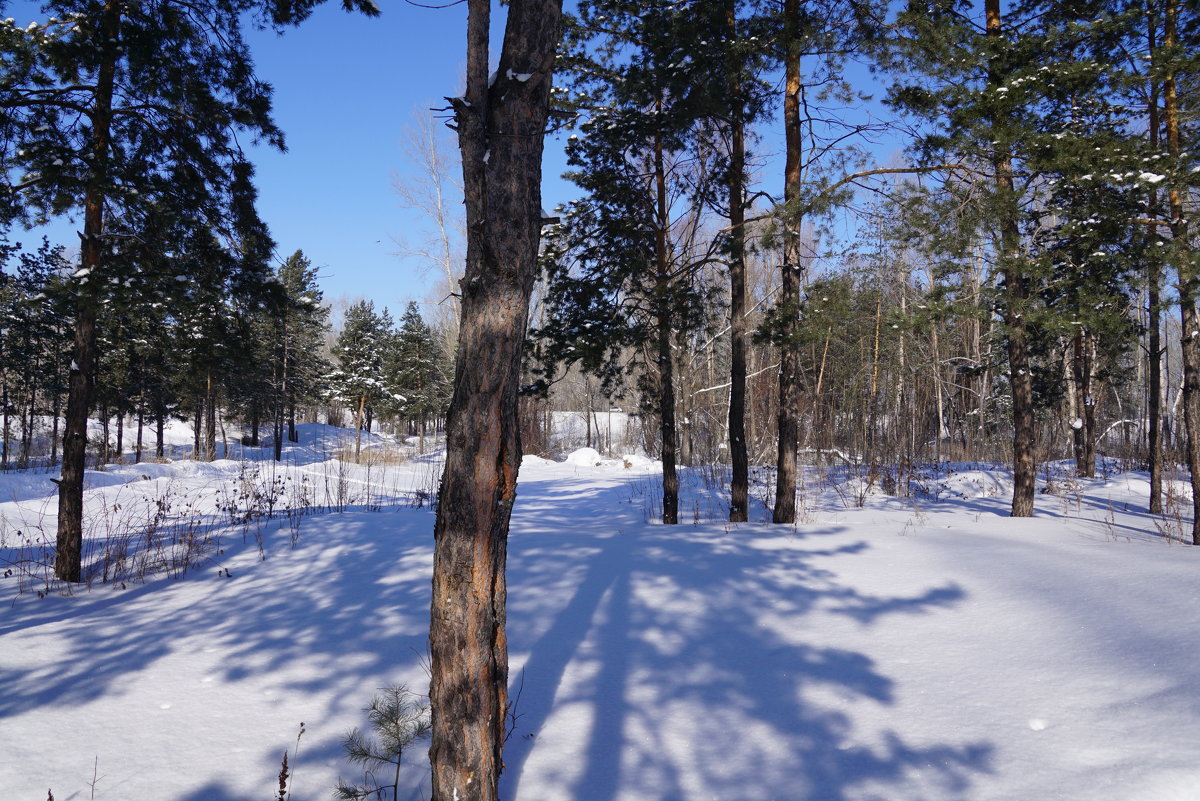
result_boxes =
[335,684,431,801]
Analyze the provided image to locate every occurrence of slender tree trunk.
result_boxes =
[101,405,111,464]
[203,375,217,462]
[726,0,749,522]
[1148,235,1164,512]
[1,378,9,469]
[1161,0,1200,543]
[774,0,803,523]
[155,403,165,460]
[354,393,365,463]
[1071,329,1097,477]
[1147,0,1164,512]
[115,411,124,462]
[50,389,60,467]
[653,102,679,525]
[986,0,1036,516]
[136,405,144,464]
[21,387,35,466]
[932,324,945,465]
[428,3,562,800]
[55,0,119,582]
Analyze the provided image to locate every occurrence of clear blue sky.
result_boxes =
[246,2,492,310]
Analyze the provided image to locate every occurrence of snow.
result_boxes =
[3,436,1200,800]
[564,446,604,466]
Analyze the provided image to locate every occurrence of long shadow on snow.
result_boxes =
[0,505,436,742]
[501,470,992,801]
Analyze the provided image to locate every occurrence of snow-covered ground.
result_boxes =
[3,433,1200,800]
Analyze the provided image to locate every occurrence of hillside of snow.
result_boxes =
[3,430,1199,800]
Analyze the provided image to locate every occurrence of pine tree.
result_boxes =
[427,0,562,797]
[0,0,285,581]
[388,301,449,454]
[267,249,331,456]
[889,0,1057,516]
[537,0,726,524]
[332,299,393,462]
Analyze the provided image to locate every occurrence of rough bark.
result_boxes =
[726,0,749,523]
[1161,0,1200,543]
[55,0,119,582]
[986,0,1036,517]
[773,0,802,524]
[428,2,562,800]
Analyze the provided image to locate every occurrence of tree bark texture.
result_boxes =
[986,0,1036,517]
[56,0,119,582]
[773,0,802,524]
[726,0,749,523]
[1161,0,1200,543]
[428,2,562,800]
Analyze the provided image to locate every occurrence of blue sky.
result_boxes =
[246,2,499,310]
[244,3,579,312]
[5,0,575,313]
[6,1,897,315]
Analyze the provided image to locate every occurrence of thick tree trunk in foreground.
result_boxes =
[773,0,802,524]
[56,0,119,582]
[428,2,561,800]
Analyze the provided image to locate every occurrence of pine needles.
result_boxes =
[335,684,431,801]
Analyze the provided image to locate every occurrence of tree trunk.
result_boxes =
[136,405,144,464]
[354,392,365,463]
[774,0,803,524]
[51,389,60,467]
[1147,0,1164,513]
[192,404,201,459]
[155,403,165,460]
[115,411,124,462]
[1071,329,1097,478]
[1162,0,1200,543]
[429,3,561,799]
[987,0,1036,517]
[653,101,679,525]
[56,0,119,582]
[1,378,9,469]
[203,375,217,462]
[726,0,749,523]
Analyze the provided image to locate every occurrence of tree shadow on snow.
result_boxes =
[501,472,992,801]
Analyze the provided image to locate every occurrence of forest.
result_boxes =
[1,0,1199,799]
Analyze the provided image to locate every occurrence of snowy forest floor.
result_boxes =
[3,426,1200,800]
